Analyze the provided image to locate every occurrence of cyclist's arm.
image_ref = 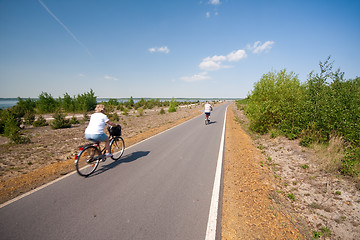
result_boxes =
[106,120,117,127]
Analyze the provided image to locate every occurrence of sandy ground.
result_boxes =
[222,105,303,239]
[228,103,360,240]
[1,102,359,239]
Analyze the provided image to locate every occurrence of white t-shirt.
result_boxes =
[85,112,109,135]
[204,103,212,113]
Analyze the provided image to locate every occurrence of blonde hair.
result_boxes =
[95,104,105,113]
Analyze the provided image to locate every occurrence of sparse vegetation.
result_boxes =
[242,57,360,177]
[0,92,203,144]
[287,193,295,201]
[301,164,309,169]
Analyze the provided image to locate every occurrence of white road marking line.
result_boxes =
[205,106,227,240]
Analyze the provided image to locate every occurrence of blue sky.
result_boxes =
[1,0,359,98]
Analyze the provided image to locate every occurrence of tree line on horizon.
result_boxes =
[0,89,199,144]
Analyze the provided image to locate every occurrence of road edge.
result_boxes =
[205,105,228,240]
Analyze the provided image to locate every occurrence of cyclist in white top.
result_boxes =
[204,101,213,118]
[85,104,117,157]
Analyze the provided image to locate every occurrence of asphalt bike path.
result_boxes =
[0,103,230,240]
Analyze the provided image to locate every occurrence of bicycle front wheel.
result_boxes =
[110,137,125,160]
[75,146,100,177]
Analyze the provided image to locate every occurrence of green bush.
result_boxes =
[159,108,165,114]
[122,108,129,116]
[58,90,97,113]
[134,98,146,110]
[82,112,89,122]
[109,112,120,122]
[137,108,144,116]
[50,112,71,129]
[245,57,360,176]
[74,89,97,112]
[107,98,119,106]
[60,93,75,112]
[246,69,303,135]
[9,131,30,144]
[37,92,59,113]
[168,97,177,112]
[33,115,48,127]
[23,111,35,125]
[124,96,135,109]
[341,146,360,176]
[69,116,80,124]
[15,97,36,116]
[0,110,30,144]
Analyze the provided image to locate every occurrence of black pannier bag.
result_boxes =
[109,125,121,136]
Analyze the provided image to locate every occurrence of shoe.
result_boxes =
[106,153,113,158]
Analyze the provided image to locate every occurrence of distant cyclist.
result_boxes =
[85,104,117,157]
[204,101,213,121]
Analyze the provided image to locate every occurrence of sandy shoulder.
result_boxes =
[221,105,303,239]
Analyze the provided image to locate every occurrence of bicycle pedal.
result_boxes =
[98,154,106,162]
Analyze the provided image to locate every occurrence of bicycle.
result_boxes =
[75,126,125,177]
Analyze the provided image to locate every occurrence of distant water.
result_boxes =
[0,98,18,109]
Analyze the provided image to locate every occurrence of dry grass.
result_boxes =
[313,134,345,174]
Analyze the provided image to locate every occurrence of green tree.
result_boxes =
[16,97,36,115]
[129,96,135,107]
[168,97,177,112]
[37,92,58,113]
[246,69,303,136]
[61,93,75,112]
[74,89,97,112]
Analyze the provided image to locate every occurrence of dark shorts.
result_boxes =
[205,112,210,116]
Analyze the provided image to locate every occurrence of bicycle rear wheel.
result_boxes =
[75,145,100,177]
[110,137,125,160]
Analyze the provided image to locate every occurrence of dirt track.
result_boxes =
[222,106,303,239]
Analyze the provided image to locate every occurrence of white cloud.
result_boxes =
[247,41,275,54]
[199,60,222,71]
[180,72,210,82]
[199,55,229,71]
[78,73,86,77]
[104,75,118,81]
[206,12,211,18]
[199,50,246,71]
[227,49,247,62]
[148,46,170,54]
[182,41,274,83]
[209,0,221,5]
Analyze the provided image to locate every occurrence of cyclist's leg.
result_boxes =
[86,132,110,154]
[104,137,111,154]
